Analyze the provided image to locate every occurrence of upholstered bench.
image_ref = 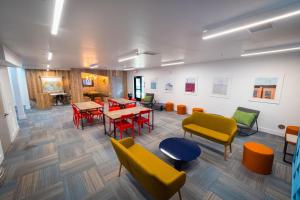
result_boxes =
[242,142,274,175]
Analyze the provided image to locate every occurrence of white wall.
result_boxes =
[17,68,31,109]
[127,53,300,136]
[0,67,19,142]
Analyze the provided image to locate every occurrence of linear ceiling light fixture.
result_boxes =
[242,45,300,57]
[202,5,300,40]
[48,52,53,61]
[161,60,184,67]
[123,67,136,71]
[118,50,139,63]
[51,0,65,35]
[90,64,99,69]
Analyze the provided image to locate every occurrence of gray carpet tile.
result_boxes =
[0,105,292,200]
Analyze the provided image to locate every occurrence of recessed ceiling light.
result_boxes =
[203,5,300,40]
[46,64,50,68]
[51,0,65,35]
[118,50,139,63]
[241,45,300,57]
[48,52,53,61]
[161,60,185,67]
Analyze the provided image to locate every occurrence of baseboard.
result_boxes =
[11,127,20,142]
[259,127,284,137]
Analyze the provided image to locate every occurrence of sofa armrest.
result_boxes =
[119,137,135,148]
[154,171,186,194]
[182,116,194,127]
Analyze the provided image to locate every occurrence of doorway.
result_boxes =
[134,76,144,101]
[0,83,11,153]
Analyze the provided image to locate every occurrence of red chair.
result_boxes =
[108,99,119,108]
[71,104,92,129]
[115,113,135,139]
[88,108,103,121]
[109,106,121,132]
[135,110,151,135]
[125,103,136,109]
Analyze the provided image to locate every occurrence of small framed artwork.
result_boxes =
[211,76,231,98]
[150,79,157,90]
[185,77,197,95]
[164,80,174,93]
[249,74,285,104]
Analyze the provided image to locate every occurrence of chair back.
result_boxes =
[144,93,154,103]
[121,113,134,124]
[71,104,79,115]
[139,110,150,120]
[125,103,136,109]
[237,107,260,128]
[109,106,120,112]
[108,99,119,107]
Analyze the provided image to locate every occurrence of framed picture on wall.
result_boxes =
[185,77,198,95]
[211,76,231,98]
[249,74,285,104]
[164,80,174,93]
[40,76,64,93]
[150,79,157,90]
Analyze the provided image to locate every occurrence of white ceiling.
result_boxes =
[0,0,300,70]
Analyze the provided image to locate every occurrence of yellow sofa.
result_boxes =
[111,138,186,200]
[182,112,237,160]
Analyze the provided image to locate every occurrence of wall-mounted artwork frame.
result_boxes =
[249,73,285,104]
[150,79,157,90]
[211,76,231,99]
[40,76,64,93]
[164,80,174,93]
[185,77,198,95]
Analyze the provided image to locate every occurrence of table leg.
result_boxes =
[81,113,84,130]
[174,160,183,170]
[151,110,154,130]
[103,114,107,135]
[113,120,117,138]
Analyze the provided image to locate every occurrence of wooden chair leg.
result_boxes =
[184,130,186,137]
[224,145,227,161]
[230,144,232,153]
[178,190,182,200]
[118,163,122,177]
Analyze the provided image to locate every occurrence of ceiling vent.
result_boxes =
[249,23,273,33]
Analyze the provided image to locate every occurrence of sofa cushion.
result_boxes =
[184,124,230,143]
[128,144,179,183]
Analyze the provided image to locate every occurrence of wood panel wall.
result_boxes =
[26,70,71,101]
[26,68,128,104]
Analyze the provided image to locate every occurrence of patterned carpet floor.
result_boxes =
[0,105,292,200]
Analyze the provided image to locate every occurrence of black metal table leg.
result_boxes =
[81,112,84,130]
[103,114,107,135]
[114,120,116,138]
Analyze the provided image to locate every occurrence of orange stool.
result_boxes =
[286,126,300,135]
[177,105,186,115]
[165,102,174,112]
[192,108,204,113]
[242,142,274,175]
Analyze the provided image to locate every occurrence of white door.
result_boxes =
[0,83,11,153]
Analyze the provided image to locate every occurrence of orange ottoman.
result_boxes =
[242,142,274,175]
[177,105,186,115]
[165,102,174,112]
[286,126,300,135]
[192,108,204,113]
